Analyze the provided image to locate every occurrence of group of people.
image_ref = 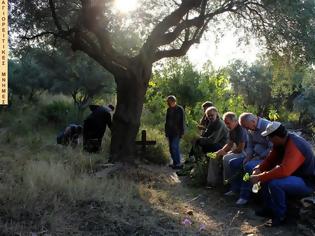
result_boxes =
[57,104,114,153]
[164,95,315,227]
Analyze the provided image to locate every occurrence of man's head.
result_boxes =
[223,112,238,130]
[261,122,288,146]
[166,95,177,108]
[239,112,258,131]
[202,101,213,112]
[205,106,218,123]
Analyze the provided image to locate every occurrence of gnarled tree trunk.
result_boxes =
[109,60,152,162]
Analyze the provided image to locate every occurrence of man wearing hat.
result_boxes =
[250,121,315,226]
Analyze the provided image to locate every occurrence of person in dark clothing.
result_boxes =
[165,95,185,169]
[83,104,114,153]
[57,124,83,148]
[189,106,228,160]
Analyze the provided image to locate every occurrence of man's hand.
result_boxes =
[197,124,206,130]
[252,168,261,175]
[250,175,260,184]
[216,149,226,158]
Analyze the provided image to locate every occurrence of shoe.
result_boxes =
[255,208,273,218]
[224,190,236,196]
[236,198,248,205]
[264,216,286,227]
[168,164,175,168]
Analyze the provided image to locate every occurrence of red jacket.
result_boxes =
[257,133,315,182]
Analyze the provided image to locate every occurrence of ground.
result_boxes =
[0,126,309,235]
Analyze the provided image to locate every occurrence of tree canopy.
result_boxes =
[9,0,315,161]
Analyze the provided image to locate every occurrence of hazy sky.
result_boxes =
[187,30,265,70]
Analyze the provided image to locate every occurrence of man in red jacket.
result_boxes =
[250,122,315,226]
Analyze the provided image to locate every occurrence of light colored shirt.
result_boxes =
[245,118,273,158]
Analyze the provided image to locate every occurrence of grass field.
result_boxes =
[0,104,303,235]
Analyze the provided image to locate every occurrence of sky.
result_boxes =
[187,30,265,70]
[112,0,266,71]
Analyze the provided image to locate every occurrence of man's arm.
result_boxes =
[244,132,253,158]
[165,108,169,137]
[258,139,273,159]
[256,141,305,183]
[179,107,185,136]
[233,142,246,154]
[216,141,233,157]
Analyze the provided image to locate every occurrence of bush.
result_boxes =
[38,100,76,126]
[189,155,209,187]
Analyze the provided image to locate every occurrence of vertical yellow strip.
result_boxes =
[0,0,8,105]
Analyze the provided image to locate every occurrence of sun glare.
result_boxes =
[114,0,138,13]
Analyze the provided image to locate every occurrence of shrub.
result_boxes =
[38,100,76,126]
[189,155,209,187]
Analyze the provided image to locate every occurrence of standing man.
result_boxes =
[230,112,272,205]
[165,95,185,169]
[83,104,114,153]
[250,122,315,226]
[216,112,248,195]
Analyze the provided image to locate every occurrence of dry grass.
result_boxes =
[0,106,301,235]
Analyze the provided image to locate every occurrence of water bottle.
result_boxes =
[252,182,261,193]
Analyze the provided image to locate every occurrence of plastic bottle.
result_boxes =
[252,182,261,193]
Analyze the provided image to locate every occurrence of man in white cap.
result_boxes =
[250,122,315,227]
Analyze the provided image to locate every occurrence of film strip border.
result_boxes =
[0,0,8,105]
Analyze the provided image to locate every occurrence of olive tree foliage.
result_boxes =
[9,47,115,112]
[9,0,315,162]
[226,59,272,116]
[293,68,315,125]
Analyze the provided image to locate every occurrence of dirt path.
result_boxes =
[133,164,299,236]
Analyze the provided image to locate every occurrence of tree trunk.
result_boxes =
[109,62,152,163]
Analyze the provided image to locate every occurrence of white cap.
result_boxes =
[261,121,281,137]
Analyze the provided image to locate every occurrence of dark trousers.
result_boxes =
[189,141,222,159]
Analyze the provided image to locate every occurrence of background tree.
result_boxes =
[9,0,315,162]
[226,59,272,116]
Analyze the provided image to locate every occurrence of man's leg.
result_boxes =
[172,136,181,166]
[202,143,223,153]
[240,159,262,200]
[263,176,313,220]
[168,137,175,165]
[228,155,245,192]
[223,153,243,183]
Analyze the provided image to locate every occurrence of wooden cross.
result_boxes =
[135,130,156,151]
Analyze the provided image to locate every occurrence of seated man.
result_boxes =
[197,101,213,135]
[189,106,228,159]
[229,112,272,205]
[250,122,315,227]
[57,124,83,148]
[216,112,248,195]
[83,104,114,153]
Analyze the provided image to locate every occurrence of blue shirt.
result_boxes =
[245,117,272,158]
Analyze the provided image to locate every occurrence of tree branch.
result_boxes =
[49,0,63,32]
[21,31,57,40]
[141,0,203,56]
